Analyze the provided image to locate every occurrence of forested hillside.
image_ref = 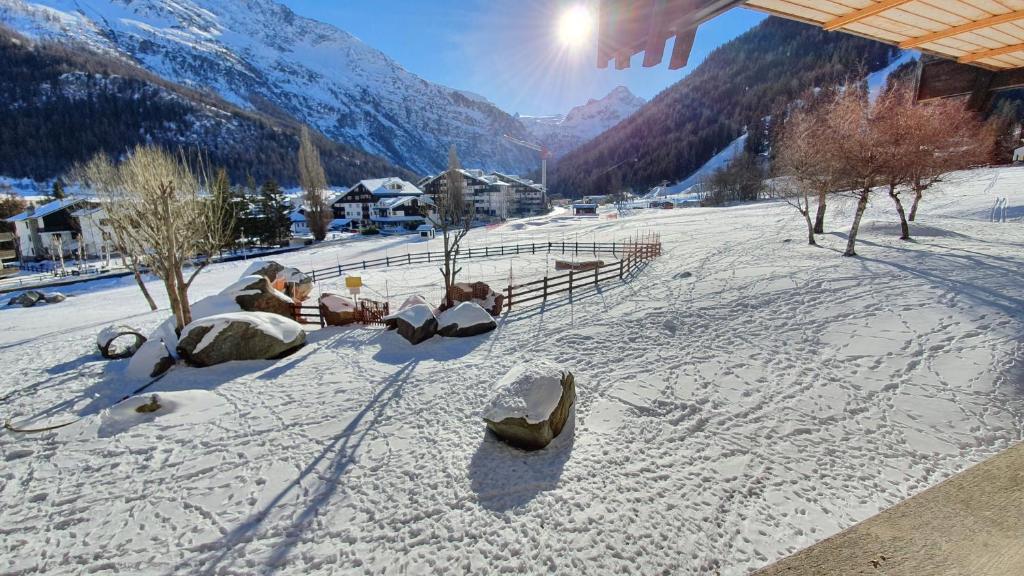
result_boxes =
[549,17,897,198]
[0,26,415,186]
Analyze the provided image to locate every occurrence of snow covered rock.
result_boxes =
[8,290,44,307]
[44,292,67,304]
[399,295,431,312]
[383,304,437,345]
[243,260,285,282]
[483,363,576,451]
[242,261,312,302]
[226,275,295,319]
[126,338,175,380]
[447,282,504,316]
[437,302,497,338]
[96,325,147,360]
[278,267,314,302]
[319,294,357,326]
[176,312,306,367]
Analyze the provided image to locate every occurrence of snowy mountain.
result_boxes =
[521,86,645,158]
[0,0,537,175]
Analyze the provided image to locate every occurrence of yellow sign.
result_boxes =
[345,276,363,289]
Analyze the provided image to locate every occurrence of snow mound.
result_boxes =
[484,361,565,424]
[97,390,228,438]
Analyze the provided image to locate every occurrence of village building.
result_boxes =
[421,169,548,222]
[371,195,435,234]
[330,178,423,230]
[3,198,108,262]
[0,231,16,277]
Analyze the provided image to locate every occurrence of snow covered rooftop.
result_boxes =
[353,178,422,197]
[5,198,83,222]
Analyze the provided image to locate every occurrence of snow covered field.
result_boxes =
[1,167,1022,575]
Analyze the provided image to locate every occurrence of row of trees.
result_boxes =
[776,84,994,256]
[209,169,292,249]
[73,123,337,332]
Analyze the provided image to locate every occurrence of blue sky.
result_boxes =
[281,1,765,116]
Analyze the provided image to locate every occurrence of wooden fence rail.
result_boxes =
[304,238,662,283]
[504,236,662,311]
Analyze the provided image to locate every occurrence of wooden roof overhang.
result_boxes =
[598,0,1024,105]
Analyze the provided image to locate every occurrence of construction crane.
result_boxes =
[503,135,551,189]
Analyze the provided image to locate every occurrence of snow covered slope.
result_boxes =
[522,86,645,157]
[1,167,1022,574]
[0,0,536,174]
[648,133,748,198]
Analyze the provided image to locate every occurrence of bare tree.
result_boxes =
[904,98,994,223]
[79,146,232,332]
[823,88,888,257]
[297,126,331,242]
[428,145,474,308]
[776,106,835,245]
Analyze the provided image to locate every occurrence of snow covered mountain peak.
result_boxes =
[521,86,646,157]
[0,0,536,175]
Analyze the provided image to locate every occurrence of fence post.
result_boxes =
[507,285,513,310]
[543,276,548,301]
[619,259,624,279]
[337,264,342,277]
[311,269,317,283]
[569,270,574,295]
[407,253,411,264]
[362,260,367,269]
[386,256,390,267]
[592,241,596,256]
[594,265,599,286]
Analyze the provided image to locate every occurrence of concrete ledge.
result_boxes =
[755,442,1024,576]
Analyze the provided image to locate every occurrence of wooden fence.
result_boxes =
[504,236,662,311]
[304,238,661,283]
[291,300,391,328]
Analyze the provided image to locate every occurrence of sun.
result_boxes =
[557,5,594,48]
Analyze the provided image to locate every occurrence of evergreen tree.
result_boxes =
[258,179,291,246]
[51,178,65,199]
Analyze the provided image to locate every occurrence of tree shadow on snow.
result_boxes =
[174,359,419,576]
[467,411,575,513]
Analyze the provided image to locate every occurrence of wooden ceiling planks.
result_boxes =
[744,0,1024,69]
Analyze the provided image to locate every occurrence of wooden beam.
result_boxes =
[900,10,1024,49]
[960,42,1024,64]
[823,0,915,31]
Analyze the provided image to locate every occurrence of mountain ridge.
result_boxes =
[0,0,537,175]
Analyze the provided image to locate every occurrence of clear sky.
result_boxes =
[280,1,766,116]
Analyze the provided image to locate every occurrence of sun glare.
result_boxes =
[557,5,594,48]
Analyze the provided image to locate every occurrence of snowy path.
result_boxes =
[1,168,1022,575]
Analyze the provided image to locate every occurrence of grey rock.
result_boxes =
[485,372,576,451]
[232,275,295,319]
[176,312,306,367]
[9,290,44,307]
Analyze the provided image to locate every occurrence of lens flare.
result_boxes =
[557,5,594,48]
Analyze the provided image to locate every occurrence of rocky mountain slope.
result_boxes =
[521,86,645,158]
[0,0,536,175]
[0,23,415,185]
[549,17,897,198]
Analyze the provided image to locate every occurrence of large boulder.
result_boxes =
[319,293,357,326]
[437,302,497,338]
[97,325,148,359]
[126,338,175,379]
[447,282,504,316]
[383,304,437,345]
[225,275,295,319]
[176,312,306,367]
[243,261,285,283]
[242,261,313,302]
[8,290,44,308]
[483,362,576,451]
[278,267,314,302]
[44,292,67,304]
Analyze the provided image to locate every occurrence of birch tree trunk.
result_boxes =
[843,190,870,257]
